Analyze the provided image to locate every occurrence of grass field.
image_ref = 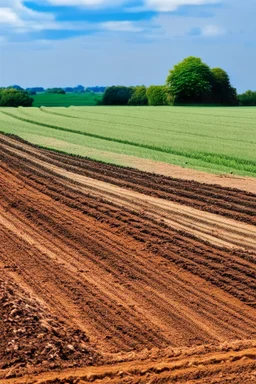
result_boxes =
[0,106,255,176]
[32,92,103,107]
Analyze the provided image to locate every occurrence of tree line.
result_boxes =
[102,57,256,106]
[1,57,255,107]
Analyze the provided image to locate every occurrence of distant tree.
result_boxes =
[0,88,33,107]
[102,86,134,105]
[146,86,168,106]
[63,87,75,93]
[128,86,148,106]
[211,68,238,105]
[238,90,256,106]
[86,86,106,93]
[8,85,24,91]
[166,56,213,103]
[26,87,45,93]
[73,85,85,93]
[46,88,66,94]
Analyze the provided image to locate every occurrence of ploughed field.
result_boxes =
[0,106,256,176]
[0,134,256,383]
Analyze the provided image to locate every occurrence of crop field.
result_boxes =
[32,92,103,107]
[0,106,255,177]
[0,134,256,383]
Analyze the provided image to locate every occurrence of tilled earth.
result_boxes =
[0,134,256,383]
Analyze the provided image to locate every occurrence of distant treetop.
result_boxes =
[46,88,66,94]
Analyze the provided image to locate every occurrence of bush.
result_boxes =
[102,86,134,105]
[146,86,168,106]
[0,88,33,107]
[128,86,148,105]
[46,88,66,94]
[238,90,256,106]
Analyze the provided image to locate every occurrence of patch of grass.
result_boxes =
[32,92,103,107]
[0,106,255,176]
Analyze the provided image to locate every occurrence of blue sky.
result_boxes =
[0,0,255,92]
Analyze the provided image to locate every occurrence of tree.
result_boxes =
[0,88,33,107]
[211,68,238,105]
[63,87,75,93]
[74,85,85,93]
[146,86,168,106]
[26,87,45,93]
[86,86,106,93]
[102,86,134,105]
[8,85,24,91]
[46,88,66,94]
[238,90,256,106]
[128,86,148,105]
[166,56,213,103]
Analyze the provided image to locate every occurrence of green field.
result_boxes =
[0,106,256,176]
[32,92,103,107]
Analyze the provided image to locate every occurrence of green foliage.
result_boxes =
[26,87,45,93]
[102,86,135,105]
[146,86,168,106]
[238,90,256,106]
[0,88,33,107]
[166,57,213,103]
[46,88,66,94]
[128,86,148,105]
[211,68,238,105]
[7,85,24,91]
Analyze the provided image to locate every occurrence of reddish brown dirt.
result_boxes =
[0,134,255,383]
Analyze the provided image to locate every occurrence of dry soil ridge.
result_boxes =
[0,134,255,383]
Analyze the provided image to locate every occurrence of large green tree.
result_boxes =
[166,56,213,103]
[211,68,238,105]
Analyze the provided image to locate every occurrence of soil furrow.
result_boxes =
[0,133,255,383]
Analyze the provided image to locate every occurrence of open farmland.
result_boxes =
[0,106,256,177]
[32,92,103,107]
[0,133,256,383]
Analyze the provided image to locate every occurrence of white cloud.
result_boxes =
[101,21,143,32]
[145,13,225,40]
[145,0,219,12]
[0,0,57,33]
[201,24,225,36]
[128,0,220,12]
[0,8,21,25]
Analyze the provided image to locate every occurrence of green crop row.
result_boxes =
[0,106,255,176]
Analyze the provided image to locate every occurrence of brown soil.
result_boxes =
[0,134,255,383]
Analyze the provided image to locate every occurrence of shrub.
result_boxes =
[238,90,256,106]
[102,86,134,105]
[146,86,168,106]
[128,86,148,105]
[0,88,33,107]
